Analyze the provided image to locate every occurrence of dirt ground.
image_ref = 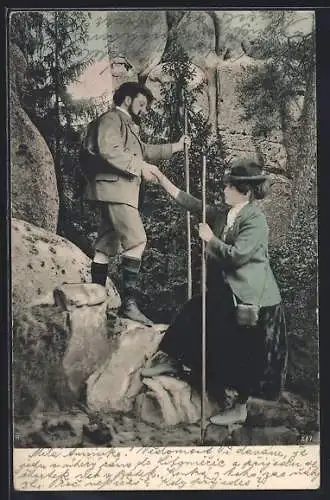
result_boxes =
[14,391,319,448]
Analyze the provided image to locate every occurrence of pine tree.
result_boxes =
[137,38,227,321]
[10,10,97,245]
[10,11,92,163]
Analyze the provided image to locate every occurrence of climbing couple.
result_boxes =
[82,81,288,426]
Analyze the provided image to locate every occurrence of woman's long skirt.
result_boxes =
[159,275,288,402]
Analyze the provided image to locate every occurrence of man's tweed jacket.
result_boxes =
[84,108,173,209]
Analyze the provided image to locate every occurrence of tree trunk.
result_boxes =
[54,12,64,235]
[280,101,295,180]
[54,12,61,175]
[289,47,316,226]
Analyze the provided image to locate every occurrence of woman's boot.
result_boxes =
[210,403,248,425]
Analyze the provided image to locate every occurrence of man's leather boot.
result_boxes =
[119,256,153,326]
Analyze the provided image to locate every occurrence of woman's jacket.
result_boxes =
[175,191,281,307]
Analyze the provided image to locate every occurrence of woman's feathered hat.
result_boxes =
[223,157,268,183]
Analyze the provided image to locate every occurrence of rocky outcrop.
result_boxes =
[217,57,287,172]
[86,319,166,413]
[13,280,318,446]
[13,280,163,418]
[107,11,168,87]
[13,284,117,417]
[136,375,221,427]
[211,11,269,59]
[10,44,59,232]
[54,284,110,396]
[11,218,120,317]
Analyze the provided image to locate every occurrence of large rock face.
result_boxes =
[107,11,168,87]
[11,218,120,317]
[217,57,288,173]
[166,11,216,66]
[10,44,59,232]
[99,10,315,245]
[212,11,269,59]
[217,57,292,244]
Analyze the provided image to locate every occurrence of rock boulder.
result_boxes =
[136,375,222,428]
[106,11,168,86]
[13,284,114,418]
[10,44,59,232]
[86,319,167,413]
[11,218,120,317]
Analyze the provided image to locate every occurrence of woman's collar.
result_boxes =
[228,200,249,214]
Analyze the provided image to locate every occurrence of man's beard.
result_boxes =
[128,104,142,125]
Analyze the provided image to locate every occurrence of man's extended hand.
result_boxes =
[172,135,191,154]
[141,163,161,183]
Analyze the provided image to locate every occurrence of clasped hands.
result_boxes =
[141,167,214,243]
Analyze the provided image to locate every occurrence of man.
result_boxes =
[83,82,190,325]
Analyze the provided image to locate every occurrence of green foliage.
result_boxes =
[271,203,317,303]
[10,11,93,165]
[136,38,227,321]
[10,11,45,59]
[270,203,318,400]
[237,11,314,137]
[234,11,318,400]
[10,11,99,242]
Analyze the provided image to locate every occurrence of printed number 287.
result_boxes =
[300,434,314,443]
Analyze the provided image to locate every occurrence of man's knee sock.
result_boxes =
[91,261,108,286]
[120,256,153,325]
[122,256,141,302]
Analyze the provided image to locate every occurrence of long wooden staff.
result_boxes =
[201,151,207,443]
[183,90,192,300]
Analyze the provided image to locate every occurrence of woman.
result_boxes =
[141,157,288,426]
